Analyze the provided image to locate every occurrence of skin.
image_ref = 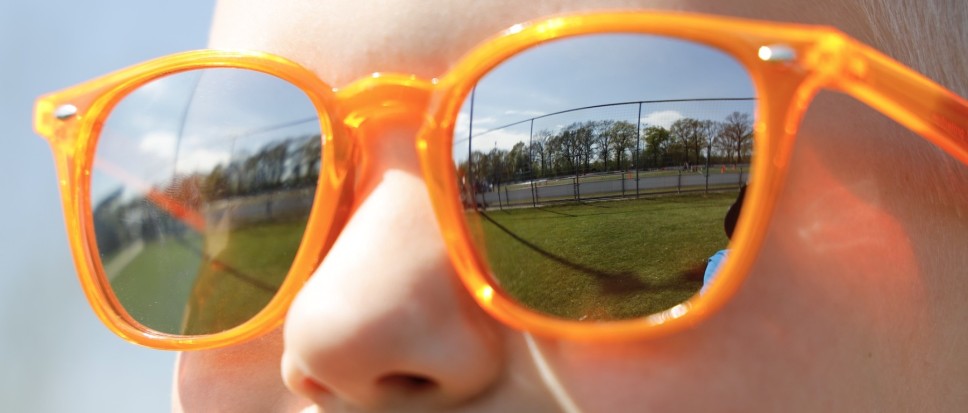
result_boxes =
[173,0,968,411]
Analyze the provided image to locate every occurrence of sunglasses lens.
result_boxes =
[92,68,321,335]
[453,34,757,321]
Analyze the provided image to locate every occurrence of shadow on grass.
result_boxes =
[679,261,707,282]
[599,263,704,296]
[578,200,613,209]
[170,231,279,294]
[480,211,677,296]
[534,206,577,217]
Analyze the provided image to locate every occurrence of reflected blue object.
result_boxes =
[701,249,729,294]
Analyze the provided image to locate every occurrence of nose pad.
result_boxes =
[301,73,436,257]
[333,73,436,195]
[336,73,435,131]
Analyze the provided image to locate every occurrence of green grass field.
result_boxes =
[471,192,734,320]
[102,191,735,333]
[107,217,307,335]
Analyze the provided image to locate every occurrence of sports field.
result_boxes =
[102,191,735,334]
[472,191,734,320]
[106,218,307,335]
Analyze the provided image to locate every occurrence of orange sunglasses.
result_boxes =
[34,11,968,350]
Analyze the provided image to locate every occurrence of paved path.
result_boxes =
[101,239,145,280]
[479,172,746,205]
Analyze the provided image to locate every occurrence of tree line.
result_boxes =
[92,133,322,257]
[461,111,753,190]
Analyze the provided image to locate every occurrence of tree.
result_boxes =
[293,134,322,186]
[607,120,637,171]
[670,118,705,165]
[531,129,552,178]
[204,164,229,200]
[469,150,491,191]
[550,124,580,175]
[567,122,596,174]
[487,147,509,187]
[713,125,735,164]
[719,111,754,163]
[507,141,530,182]
[643,125,671,168]
[592,120,615,171]
[699,119,718,165]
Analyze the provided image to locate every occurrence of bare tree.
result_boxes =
[531,129,553,178]
[571,122,596,174]
[592,120,614,171]
[670,118,704,165]
[699,119,718,165]
[719,111,754,163]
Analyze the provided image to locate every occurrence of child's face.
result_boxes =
[172,0,968,411]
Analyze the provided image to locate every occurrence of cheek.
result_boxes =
[172,329,309,413]
[768,145,924,327]
[774,93,927,327]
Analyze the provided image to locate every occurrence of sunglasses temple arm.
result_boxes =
[835,41,968,165]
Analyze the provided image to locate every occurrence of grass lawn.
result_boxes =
[108,217,308,335]
[104,191,737,333]
[471,192,734,320]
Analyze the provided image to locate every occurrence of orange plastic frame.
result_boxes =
[34,11,968,350]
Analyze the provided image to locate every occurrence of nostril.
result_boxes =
[303,377,330,395]
[377,373,438,393]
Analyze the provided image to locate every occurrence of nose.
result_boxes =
[281,83,505,410]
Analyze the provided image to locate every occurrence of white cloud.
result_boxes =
[174,147,231,174]
[134,131,232,175]
[137,131,177,159]
[640,110,684,129]
[452,127,531,162]
[475,128,530,151]
[453,112,498,138]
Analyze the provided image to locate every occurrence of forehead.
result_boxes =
[208,1,650,85]
[208,0,797,86]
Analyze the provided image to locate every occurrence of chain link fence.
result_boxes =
[457,97,755,209]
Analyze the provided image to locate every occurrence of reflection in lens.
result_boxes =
[452,34,757,321]
[92,68,321,335]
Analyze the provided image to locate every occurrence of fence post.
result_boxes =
[635,102,642,199]
[574,155,581,202]
[574,174,581,201]
[505,185,510,207]
[529,119,537,208]
[621,171,626,197]
[704,168,709,194]
[677,169,682,194]
[704,143,711,194]
[529,171,537,207]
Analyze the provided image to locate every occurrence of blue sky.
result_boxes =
[0,2,214,412]
[92,68,319,203]
[452,34,756,161]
